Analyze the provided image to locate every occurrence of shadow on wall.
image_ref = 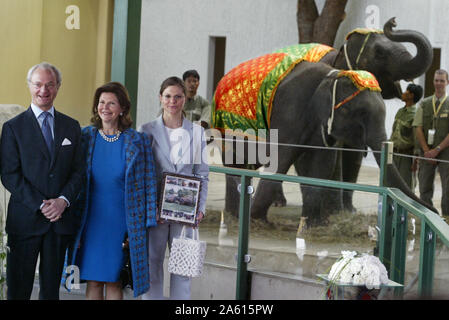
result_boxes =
[0,105,25,222]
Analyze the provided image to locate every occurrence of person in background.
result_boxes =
[390,83,423,189]
[413,69,449,216]
[139,76,209,300]
[182,69,211,129]
[69,82,157,299]
[0,62,84,300]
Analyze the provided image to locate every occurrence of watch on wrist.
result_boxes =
[436,145,441,152]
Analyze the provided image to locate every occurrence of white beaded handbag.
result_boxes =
[168,226,207,277]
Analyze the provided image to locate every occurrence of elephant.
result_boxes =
[272,17,433,213]
[212,59,436,225]
[321,17,432,212]
[322,17,433,99]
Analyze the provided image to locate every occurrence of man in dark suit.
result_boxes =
[0,62,84,300]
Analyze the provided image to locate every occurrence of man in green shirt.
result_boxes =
[183,70,211,129]
[391,84,423,189]
[413,69,449,216]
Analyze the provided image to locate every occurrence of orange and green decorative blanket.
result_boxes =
[275,43,334,62]
[211,43,334,134]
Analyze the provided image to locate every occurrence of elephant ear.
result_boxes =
[309,75,366,148]
[333,117,366,148]
[309,76,335,126]
[308,75,337,146]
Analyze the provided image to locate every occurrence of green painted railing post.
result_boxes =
[390,203,407,297]
[378,141,393,188]
[111,0,142,127]
[379,195,393,272]
[236,174,252,300]
[378,142,394,271]
[418,221,436,298]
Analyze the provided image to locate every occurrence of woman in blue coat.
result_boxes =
[70,82,157,299]
[139,76,209,300]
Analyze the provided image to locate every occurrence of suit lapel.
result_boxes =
[153,116,176,171]
[176,119,194,169]
[123,129,140,176]
[25,107,51,161]
[85,126,97,179]
[50,110,64,168]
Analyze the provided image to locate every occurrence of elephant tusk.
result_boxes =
[343,42,353,70]
[321,125,330,147]
[328,79,338,135]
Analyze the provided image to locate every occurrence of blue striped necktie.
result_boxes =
[41,111,54,154]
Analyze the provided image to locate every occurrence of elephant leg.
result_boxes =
[272,183,287,207]
[296,150,342,226]
[225,174,241,217]
[251,179,286,220]
[251,147,300,221]
[330,150,343,211]
[341,148,364,213]
[221,135,262,217]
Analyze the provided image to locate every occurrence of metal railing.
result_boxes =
[210,142,449,300]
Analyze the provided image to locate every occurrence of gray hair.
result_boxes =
[27,62,62,86]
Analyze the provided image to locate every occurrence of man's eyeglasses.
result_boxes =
[30,82,57,90]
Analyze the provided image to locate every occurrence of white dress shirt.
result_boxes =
[30,103,70,208]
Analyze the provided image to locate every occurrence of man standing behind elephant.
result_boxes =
[183,70,211,129]
[413,69,449,216]
[390,83,423,189]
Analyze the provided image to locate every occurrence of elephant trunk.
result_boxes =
[370,140,438,214]
[383,17,433,81]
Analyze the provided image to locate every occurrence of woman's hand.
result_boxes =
[42,198,68,222]
[424,149,438,165]
[156,209,166,224]
[194,211,204,228]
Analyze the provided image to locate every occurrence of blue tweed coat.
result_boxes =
[70,126,157,297]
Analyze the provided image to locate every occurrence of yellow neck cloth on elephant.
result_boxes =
[338,70,381,92]
[332,70,381,110]
[212,43,334,134]
[345,28,383,40]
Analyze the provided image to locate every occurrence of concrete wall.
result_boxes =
[191,264,324,300]
[137,0,298,127]
[155,257,325,300]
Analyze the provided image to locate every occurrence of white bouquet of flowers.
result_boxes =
[328,251,389,289]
